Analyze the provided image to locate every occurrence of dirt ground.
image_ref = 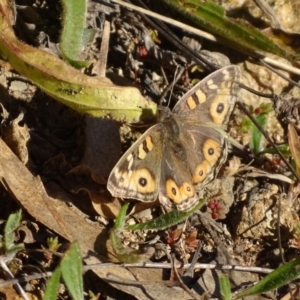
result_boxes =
[0,0,300,299]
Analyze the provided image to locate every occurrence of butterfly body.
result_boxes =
[107,66,241,211]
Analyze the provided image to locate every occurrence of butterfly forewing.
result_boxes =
[107,125,163,202]
[173,65,240,128]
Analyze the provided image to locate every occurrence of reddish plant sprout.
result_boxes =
[166,228,182,245]
[137,46,148,58]
[265,156,285,174]
[272,158,281,166]
[268,157,283,173]
[254,107,263,115]
[184,228,199,252]
[207,198,226,219]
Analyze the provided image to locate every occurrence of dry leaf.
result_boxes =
[0,138,193,299]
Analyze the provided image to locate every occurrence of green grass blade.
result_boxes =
[235,257,300,298]
[220,274,231,300]
[126,199,206,231]
[4,210,22,251]
[250,113,268,154]
[110,203,154,263]
[161,0,298,61]
[60,0,90,68]
[44,267,61,300]
[61,241,84,300]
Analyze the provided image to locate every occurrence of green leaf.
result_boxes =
[113,203,130,231]
[61,241,83,300]
[60,0,91,68]
[249,112,268,154]
[4,210,22,251]
[110,203,148,263]
[0,1,156,122]
[288,124,300,174]
[220,274,231,300]
[47,236,62,252]
[44,267,62,300]
[259,144,290,157]
[111,200,205,262]
[161,0,298,61]
[110,203,155,263]
[234,257,300,298]
[110,229,152,263]
[6,244,24,259]
[126,199,206,231]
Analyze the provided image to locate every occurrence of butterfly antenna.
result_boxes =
[158,66,185,107]
[167,66,181,107]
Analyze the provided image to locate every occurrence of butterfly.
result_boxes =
[107,66,241,211]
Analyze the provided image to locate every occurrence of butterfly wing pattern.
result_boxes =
[107,66,241,211]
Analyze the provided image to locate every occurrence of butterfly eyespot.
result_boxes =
[138,177,147,187]
[216,103,224,114]
[131,168,156,193]
[180,182,194,199]
[193,161,211,183]
[210,96,229,124]
[203,139,221,165]
[166,179,181,203]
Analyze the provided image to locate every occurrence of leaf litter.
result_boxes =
[0,0,300,299]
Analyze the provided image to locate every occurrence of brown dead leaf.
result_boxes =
[2,110,30,164]
[0,280,20,299]
[66,165,122,219]
[239,166,293,184]
[17,222,38,244]
[0,138,193,299]
[0,137,101,243]
[86,190,122,219]
[225,156,241,176]
[128,201,159,216]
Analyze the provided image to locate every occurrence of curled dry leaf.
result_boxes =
[238,166,293,184]
[1,110,30,164]
[224,156,241,176]
[17,222,38,244]
[66,165,122,219]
